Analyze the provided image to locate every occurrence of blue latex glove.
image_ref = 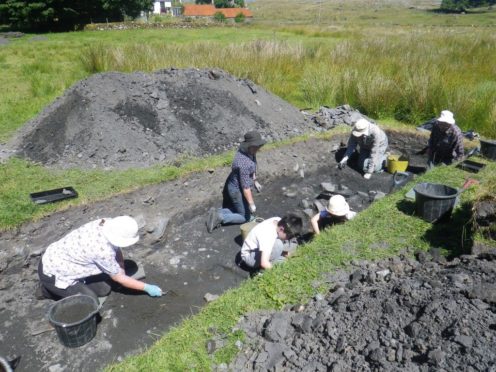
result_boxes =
[143,284,162,297]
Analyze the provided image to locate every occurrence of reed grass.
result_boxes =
[81,30,496,137]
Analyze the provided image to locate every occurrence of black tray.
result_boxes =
[457,160,486,173]
[30,187,78,204]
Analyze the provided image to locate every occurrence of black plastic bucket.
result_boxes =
[480,139,496,160]
[48,294,99,348]
[413,183,459,223]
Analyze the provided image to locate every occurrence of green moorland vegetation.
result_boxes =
[0,0,495,369]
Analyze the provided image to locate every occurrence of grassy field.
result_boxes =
[1,4,495,144]
[251,0,496,27]
[0,1,495,369]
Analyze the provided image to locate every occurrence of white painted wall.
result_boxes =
[153,1,173,14]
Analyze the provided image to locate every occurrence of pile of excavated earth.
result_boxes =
[223,250,496,371]
[1,68,495,371]
[1,68,375,169]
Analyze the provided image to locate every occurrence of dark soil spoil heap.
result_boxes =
[7,68,313,169]
[226,251,496,371]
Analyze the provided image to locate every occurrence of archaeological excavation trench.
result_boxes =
[1,68,494,371]
[0,133,433,371]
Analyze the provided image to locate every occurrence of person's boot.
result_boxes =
[206,207,221,233]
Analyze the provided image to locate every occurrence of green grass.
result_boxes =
[108,159,495,371]
[0,152,233,229]
[1,2,496,141]
[78,30,496,137]
[251,0,496,27]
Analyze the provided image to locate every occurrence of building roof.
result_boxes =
[183,4,253,18]
[183,4,216,16]
[217,8,253,18]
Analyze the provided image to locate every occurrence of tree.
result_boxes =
[214,0,245,8]
[0,0,153,31]
[440,0,496,12]
[195,0,213,4]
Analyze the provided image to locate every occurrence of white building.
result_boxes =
[153,1,172,14]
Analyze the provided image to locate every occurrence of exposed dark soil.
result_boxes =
[2,68,316,169]
[0,132,431,371]
[226,251,496,371]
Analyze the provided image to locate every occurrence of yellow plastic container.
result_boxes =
[387,155,409,174]
[240,217,264,240]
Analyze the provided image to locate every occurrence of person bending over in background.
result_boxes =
[206,131,266,233]
[240,214,303,273]
[311,195,356,235]
[338,118,388,180]
[38,216,163,302]
[426,110,464,167]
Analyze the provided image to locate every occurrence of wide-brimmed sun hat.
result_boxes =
[327,195,350,217]
[352,118,371,137]
[239,131,266,151]
[102,216,139,247]
[437,110,455,125]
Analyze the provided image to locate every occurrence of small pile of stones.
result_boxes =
[310,105,376,130]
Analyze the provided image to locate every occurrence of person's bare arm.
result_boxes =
[260,250,272,270]
[243,187,255,206]
[110,271,146,291]
[311,213,321,235]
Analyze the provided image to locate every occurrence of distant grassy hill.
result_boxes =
[249,0,495,27]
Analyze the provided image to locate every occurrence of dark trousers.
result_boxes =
[220,181,251,224]
[38,260,111,302]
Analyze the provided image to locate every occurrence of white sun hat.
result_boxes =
[102,216,139,247]
[327,195,350,217]
[437,110,455,125]
[352,118,371,137]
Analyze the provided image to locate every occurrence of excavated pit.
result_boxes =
[1,132,483,371]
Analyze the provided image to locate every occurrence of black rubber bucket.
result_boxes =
[48,294,99,348]
[480,139,496,160]
[413,183,459,223]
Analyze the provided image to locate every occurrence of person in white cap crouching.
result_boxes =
[338,118,388,179]
[311,195,356,235]
[38,216,163,301]
[426,110,464,167]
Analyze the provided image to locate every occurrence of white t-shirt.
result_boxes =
[241,217,280,260]
[42,219,122,289]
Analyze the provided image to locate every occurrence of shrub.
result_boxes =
[234,12,245,23]
[213,12,226,23]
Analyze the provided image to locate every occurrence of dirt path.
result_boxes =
[0,132,427,371]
